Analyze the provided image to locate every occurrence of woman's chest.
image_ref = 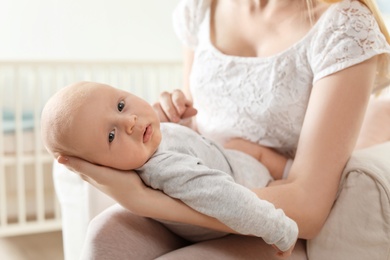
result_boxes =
[189,50,313,151]
[210,0,313,58]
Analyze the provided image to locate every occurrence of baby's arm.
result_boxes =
[141,153,298,252]
[224,138,291,180]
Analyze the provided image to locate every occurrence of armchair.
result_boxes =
[54,142,390,260]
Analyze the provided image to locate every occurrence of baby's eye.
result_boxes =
[118,101,125,112]
[108,130,115,143]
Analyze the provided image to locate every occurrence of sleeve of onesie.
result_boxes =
[310,0,390,84]
[143,152,298,252]
[172,0,211,49]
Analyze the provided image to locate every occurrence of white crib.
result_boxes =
[0,61,182,237]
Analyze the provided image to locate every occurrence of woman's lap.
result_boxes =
[81,204,307,260]
[80,204,189,259]
[158,235,307,260]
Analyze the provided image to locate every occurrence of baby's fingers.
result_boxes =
[158,91,182,122]
[271,244,293,259]
[171,89,189,115]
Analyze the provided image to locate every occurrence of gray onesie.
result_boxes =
[136,123,297,251]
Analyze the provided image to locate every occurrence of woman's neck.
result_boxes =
[211,0,329,57]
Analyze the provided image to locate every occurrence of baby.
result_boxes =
[41,81,298,254]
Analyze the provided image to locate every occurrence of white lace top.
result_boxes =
[173,0,390,156]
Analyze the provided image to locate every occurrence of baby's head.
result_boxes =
[41,81,162,170]
[41,81,90,158]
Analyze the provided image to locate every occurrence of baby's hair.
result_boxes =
[41,81,93,158]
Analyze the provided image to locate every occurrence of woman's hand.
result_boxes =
[153,89,197,124]
[57,155,149,214]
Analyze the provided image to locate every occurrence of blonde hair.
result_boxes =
[307,0,390,91]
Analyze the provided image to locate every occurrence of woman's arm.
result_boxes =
[59,155,296,256]
[251,56,378,239]
[143,55,378,239]
[57,155,235,233]
[182,46,195,99]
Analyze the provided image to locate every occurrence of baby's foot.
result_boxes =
[356,96,390,149]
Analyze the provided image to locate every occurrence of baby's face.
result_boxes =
[68,83,162,170]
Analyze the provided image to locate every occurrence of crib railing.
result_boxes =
[0,61,182,237]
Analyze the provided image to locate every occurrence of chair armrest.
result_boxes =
[307,142,390,259]
[53,161,115,260]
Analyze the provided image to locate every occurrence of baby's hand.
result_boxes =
[271,240,296,259]
[224,138,264,161]
[224,138,288,180]
[153,89,197,124]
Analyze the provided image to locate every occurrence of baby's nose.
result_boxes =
[125,115,137,134]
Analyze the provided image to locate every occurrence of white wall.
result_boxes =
[378,0,390,15]
[0,0,181,61]
[0,0,388,62]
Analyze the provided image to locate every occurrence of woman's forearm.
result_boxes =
[137,177,332,239]
[251,180,332,239]
[135,187,237,234]
[58,156,235,233]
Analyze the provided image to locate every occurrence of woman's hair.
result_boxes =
[308,0,390,91]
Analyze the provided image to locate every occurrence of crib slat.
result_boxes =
[15,66,27,224]
[0,77,7,227]
[33,69,45,222]
[0,220,62,237]
[0,167,6,227]
[2,154,53,165]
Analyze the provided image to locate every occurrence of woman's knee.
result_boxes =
[81,204,188,259]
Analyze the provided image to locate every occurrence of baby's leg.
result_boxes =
[355,96,390,149]
[156,235,307,260]
[80,204,189,260]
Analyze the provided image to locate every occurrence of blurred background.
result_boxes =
[0,1,180,260]
[0,0,181,61]
[0,1,389,260]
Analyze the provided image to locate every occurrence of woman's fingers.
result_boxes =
[57,155,110,184]
[57,155,148,212]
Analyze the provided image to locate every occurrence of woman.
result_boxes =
[59,0,390,258]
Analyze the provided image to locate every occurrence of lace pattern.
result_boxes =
[173,0,390,156]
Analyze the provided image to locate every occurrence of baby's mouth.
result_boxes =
[143,124,153,143]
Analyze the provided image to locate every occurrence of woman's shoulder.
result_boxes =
[313,0,389,53]
[319,0,377,28]
[310,0,390,83]
[172,0,212,48]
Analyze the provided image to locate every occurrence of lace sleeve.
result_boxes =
[310,0,390,84]
[172,0,211,49]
